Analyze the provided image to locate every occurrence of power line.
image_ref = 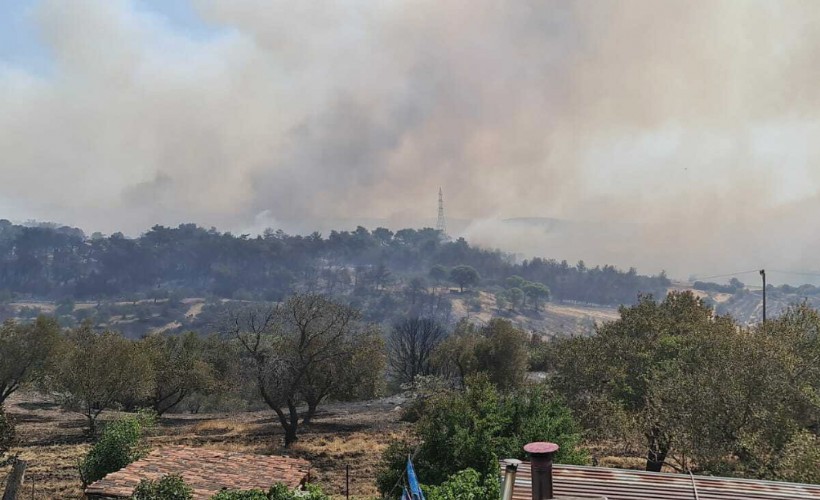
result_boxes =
[694,269,760,281]
[695,269,820,281]
[692,268,820,288]
[767,269,820,279]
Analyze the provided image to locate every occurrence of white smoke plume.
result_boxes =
[2,0,820,280]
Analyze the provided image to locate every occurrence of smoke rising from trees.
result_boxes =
[2,0,820,277]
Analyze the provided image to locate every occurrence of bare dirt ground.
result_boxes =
[149,321,183,334]
[7,302,57,314]
[0,393,409,499]
[184,301,205,319]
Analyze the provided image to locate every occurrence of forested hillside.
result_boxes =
[0,220,670,307]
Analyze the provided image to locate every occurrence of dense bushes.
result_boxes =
[423,468,498,500]
[775,431,820,484]
[79,412,154,487]
[128,477,330,500]
[692,279,744,294]
[551,293,820,479]
[132,474,193,500]
[209,483,329,500]
[377,377,587,497]
[519,258,669,306]
[209,492,268,500]
[128,473,330,499]
[433,319,529,390]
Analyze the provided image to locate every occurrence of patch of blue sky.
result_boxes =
[0,0,53,76]
[0,0,229,77]
[134,0,229,41]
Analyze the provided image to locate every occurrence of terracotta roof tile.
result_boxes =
[85,446,310,499]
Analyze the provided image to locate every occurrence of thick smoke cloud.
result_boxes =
[2,0,820,279]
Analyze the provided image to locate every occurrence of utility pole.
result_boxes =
[760,269,766,323]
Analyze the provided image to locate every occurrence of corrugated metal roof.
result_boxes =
[505,463,820,500]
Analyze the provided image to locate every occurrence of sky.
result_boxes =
[1,0,820,281]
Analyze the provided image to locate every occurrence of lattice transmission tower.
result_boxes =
[436,187,447,234]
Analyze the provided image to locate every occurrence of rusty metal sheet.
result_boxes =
[505,463,820,500]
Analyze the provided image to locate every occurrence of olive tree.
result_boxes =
[48,325,154,435]
[139,331,215,416]
[552,292,752,473]
[640,302,820,478]
[0,316,61,404]
[228,294,385,446]
[301,323,385,424]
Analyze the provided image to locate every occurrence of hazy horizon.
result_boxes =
[3,1,820,282]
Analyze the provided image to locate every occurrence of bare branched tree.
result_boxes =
[388,317,447,385]
[227,294,384,446]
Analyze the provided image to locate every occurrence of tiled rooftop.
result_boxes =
[85,446,310,499]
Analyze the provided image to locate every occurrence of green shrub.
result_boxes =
[399,375,452,423]
[79,412,155,487]
[0,405,15,461]
[375,440,416,497]
[269,483,329,500]
[132,474,193,499]
[209,491,268,500]
[775,431,820,484]
[527,336,552,372]
[423,468,499,500]
[377,377,587,497]
[209,483,329,500]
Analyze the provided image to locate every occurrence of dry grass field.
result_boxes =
[0,391,651,499]
[450,291,619,336]
[0,393,410,499]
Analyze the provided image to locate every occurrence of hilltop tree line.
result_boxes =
[0,220,669,307]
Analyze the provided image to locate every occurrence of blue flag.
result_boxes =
[406,457,426,500]
[401,487,412,500]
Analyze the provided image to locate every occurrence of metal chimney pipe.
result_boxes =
[524,442,560,500]
[501,458,521,500]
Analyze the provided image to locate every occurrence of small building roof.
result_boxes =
[85,446,310,500]
[507,462,820,500]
